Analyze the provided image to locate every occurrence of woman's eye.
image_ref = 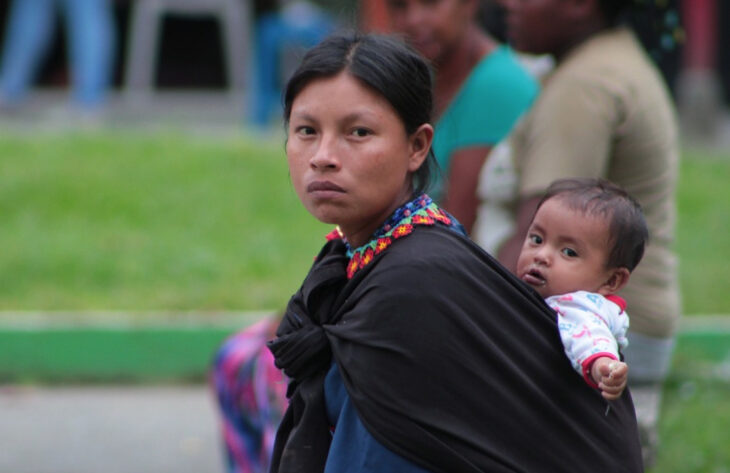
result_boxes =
[295,126,315,136]
[351,127,371,138]
[562,248,578,257]
[529,234,542,244]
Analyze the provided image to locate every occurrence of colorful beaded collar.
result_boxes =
[325,194,455,279]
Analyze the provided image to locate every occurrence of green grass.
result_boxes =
[653,378,730,472]
[1,132,728,314]
[0,132,328,311]
[676,149,730,315]
[650,329,730,473]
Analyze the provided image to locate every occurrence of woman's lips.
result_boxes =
[307,181,345,194]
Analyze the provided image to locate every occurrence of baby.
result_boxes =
[516,178,649,400]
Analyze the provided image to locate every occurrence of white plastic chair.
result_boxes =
[124,0,252,100]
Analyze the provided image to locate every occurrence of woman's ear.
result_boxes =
[598,267,631,296]
[408,123,434,172]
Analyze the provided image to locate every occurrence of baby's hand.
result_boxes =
[590,358,628,401]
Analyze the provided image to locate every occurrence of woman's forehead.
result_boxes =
[290,73,398,120]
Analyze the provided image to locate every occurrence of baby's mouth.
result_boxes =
[521,268,546,287]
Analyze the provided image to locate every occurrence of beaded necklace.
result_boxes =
[325,194,459,279]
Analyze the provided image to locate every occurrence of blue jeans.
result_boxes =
[0,0,115,108]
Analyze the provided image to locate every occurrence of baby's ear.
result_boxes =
[599,267,630,295]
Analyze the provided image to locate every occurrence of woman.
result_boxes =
[385,0,537,233]
[499,0,681,466]
[211,4,538,469]
[267,32,642,473]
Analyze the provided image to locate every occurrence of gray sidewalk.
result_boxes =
[0,89,250,135]
[0,384,224,473]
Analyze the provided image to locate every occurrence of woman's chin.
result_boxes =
[307,207,345,227]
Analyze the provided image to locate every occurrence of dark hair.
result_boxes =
[598,0,683,74]
[597,0,632,25]
[283,32,439,195]
[536,178,649,272]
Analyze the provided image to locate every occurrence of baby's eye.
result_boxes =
[528,234,542,245]
[562,248,578,257]
[351,127,372,138]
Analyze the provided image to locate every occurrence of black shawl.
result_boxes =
[268,224,643,473]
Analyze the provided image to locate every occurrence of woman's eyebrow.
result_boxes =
[289,110,316,122]
[340,110,381,122]
[290,110,380,123]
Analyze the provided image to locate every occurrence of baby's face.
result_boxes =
[516,197,615,298]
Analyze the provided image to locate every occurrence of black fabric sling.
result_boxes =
[268,225,643,473]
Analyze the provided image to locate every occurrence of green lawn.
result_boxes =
[654,377,730,472]
[1,132,728,314]
[676,148,730,315]
[0,132,328,311]
[651,329,730,473]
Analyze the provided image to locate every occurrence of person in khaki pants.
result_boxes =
[500,0,682,467]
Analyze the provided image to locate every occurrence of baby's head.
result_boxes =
[516,178,648,299]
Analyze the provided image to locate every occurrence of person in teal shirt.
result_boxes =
[431,44,537,200]
[386,0,538,233]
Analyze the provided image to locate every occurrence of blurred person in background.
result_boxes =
[250,0,337,127]
[385,0,537,233]
[212,315,287,473]
[499,0,683,467]
[0,0,115,115]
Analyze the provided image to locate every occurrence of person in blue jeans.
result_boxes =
[251,0,335,127]
[0,0,115,111]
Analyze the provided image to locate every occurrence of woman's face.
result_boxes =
[286,72,432,247]
[386,0,476,63]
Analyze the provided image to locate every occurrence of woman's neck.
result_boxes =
[553,20,610,62]
[433,26,496,119]
[341,190,415,249]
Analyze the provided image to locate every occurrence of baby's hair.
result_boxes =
[537,178,649,271]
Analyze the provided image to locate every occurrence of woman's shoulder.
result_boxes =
[437,46,539,149]
[539,28,674,133]
[555,28,662,90]
[368,224,498,280]
[467,45,539,99]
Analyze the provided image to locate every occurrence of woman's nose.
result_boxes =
[310,135,340,170]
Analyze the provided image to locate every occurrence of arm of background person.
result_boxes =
[496,194,540,272]
[440,145,492,234]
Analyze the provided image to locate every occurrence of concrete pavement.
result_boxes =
[0,384,225,473]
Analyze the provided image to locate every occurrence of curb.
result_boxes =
[0,311,272,382]
[0,312,728,383]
